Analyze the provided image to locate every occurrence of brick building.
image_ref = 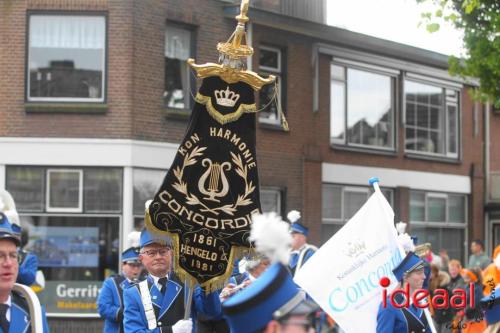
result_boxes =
[0,0,491,330]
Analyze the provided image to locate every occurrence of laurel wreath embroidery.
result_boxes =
[172,146,255,216]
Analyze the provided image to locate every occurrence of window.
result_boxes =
[27,15,106,102]
[6,166,122,214]
[133,168,167,229]
[321,184,393,244]
[164,24,193,109]
[404,80,459,158]
[409,191,467,262]
[260,187,282,214]
[330,63,396,149]
[259,46,285,126]
[22,215,119,315]
[47,169,83,212]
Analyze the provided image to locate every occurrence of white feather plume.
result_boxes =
[395,221,407,235]
[126,231,141,249]
[397,233,415,253]
[250,212,292,265]
[0,190,20,227]
[287,210,301,223]
[495,253,500,269]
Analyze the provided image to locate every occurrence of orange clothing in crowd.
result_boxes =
[482,245,500,296]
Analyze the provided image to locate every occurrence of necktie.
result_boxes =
[158,277,168,295]
[0,304,9,333]
[289,252,299,268]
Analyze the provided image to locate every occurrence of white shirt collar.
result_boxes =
[150,274,168,290]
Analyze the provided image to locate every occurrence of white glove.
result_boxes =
[171,319,192,333]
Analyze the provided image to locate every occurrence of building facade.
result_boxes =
[0,0,490,330]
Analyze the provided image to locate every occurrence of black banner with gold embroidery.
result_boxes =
[146,75,261,290]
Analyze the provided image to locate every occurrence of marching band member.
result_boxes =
[287,211,317,277]
[222,212,318,333]
[376,252,431,333]
[98,231,143,333]
[0,212,50,332]
[123,229,220,333]
[0,190,40,288]
[220,256,270,302]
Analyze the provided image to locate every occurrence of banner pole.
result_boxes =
[369,177,381,193]
[184,281,194,320]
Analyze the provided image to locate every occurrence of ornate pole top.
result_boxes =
[217,0,253,60]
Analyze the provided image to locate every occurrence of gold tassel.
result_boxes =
[274,81,289,131]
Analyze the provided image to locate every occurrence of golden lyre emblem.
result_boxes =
[198,158,232,203]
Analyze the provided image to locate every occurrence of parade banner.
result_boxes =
[146,0,278,291]
[294,188,405,333]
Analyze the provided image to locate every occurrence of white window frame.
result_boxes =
[404,77,461,159]
[46,169,83,213]
[322,184,393,225]
[258,45,283,126]
[330,60,397,151]
[27,14,107,103]
[409,190,467,227]
[260,187,282,214]
[164,23,193,110]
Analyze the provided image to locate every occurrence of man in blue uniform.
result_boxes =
[123,229,220,333]
[0,190,40,288]
[11,224,39,287]
[288,222,317,277]
[0,212,50,333]
[376,251,432,333]
[98,241,143,333]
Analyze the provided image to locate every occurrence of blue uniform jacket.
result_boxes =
[289,244,316,276]
[376,295,430,333]
[123,275,220,333]
[4,290,50,333]
[17,252,38,286]
[98,274,134,333]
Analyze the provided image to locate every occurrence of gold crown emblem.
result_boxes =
[214,87,240,107]
[343,239,367,258]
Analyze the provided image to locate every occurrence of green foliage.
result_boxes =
[417,0,500,108]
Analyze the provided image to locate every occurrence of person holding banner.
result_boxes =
[123,229,220,333]
[0,212,50,333]
[376,252,431,333]
[98,231,143,333]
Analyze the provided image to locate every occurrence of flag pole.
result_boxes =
[184,280,194,320]
[369,177,381,193]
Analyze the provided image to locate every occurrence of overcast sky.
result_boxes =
[327,0,464,57]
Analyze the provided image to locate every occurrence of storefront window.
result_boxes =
[21,215,120,315]
[6,167,45,212]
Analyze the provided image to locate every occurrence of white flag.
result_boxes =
[294,189,405,333]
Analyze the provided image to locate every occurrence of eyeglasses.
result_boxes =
[141,248,170,258]
[0,252,19,264]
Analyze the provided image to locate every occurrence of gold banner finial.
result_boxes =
[188,0,277,91]
[217,0,253,59]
